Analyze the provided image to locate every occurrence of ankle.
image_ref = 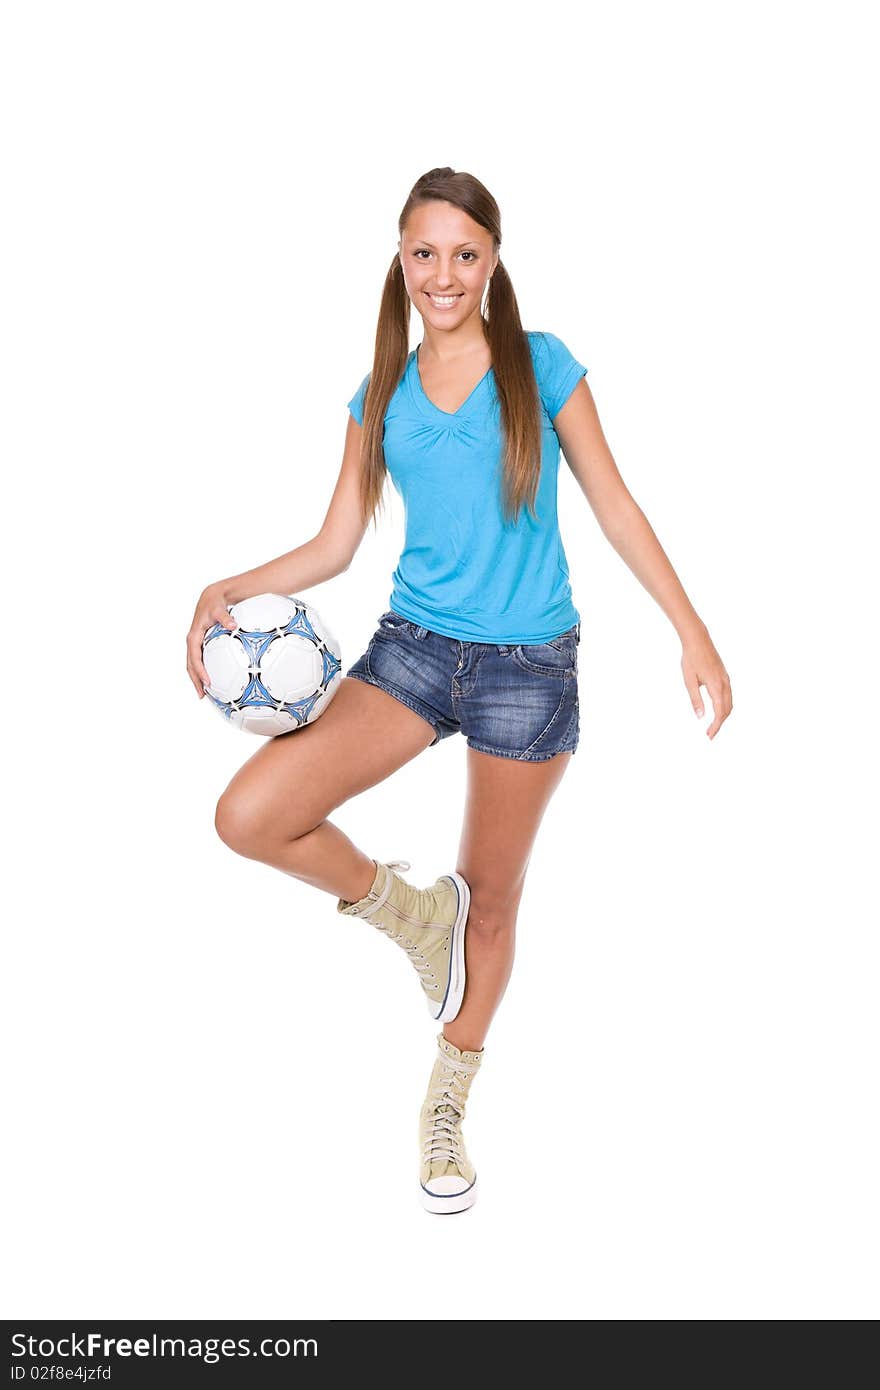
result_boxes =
[442,1028,485,1056]
[343,857,380,906]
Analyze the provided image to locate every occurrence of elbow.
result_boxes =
[328,541,353,575]
[313,530,353,579]
[599,492,641,545]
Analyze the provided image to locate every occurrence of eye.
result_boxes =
[413,249,478,261]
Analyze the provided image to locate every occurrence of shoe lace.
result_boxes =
[422,1063,473,1168]
[374,923,438,993]
[369,860,439,994]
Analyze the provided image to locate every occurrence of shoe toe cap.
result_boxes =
[422,1174,474,1197]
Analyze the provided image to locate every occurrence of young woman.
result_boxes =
[186,167,733,1216]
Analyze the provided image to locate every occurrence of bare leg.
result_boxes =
[443,746,574,1054]
[214,678,573,1053]
[227,816,378,903]
[214,676,435,901]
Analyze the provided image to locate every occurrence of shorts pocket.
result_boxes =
[512,633,577,678]
[374,610,415,637]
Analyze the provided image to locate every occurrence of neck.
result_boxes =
[419,317,489,365]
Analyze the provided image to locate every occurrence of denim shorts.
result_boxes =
[344,610,580,761]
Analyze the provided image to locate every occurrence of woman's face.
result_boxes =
[399,200,498,332]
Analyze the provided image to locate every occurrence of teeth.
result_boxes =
[428,294,460,306]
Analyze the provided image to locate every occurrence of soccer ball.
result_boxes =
[202,593,342,736]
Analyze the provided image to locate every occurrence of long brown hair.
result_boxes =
[357,166,543,532]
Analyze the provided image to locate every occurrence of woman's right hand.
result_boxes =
[187,583,238,698]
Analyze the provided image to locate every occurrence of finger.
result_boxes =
[711,690,734,738]
[196,648,213,685]
[685,673,704,717]
[705,677,730,737]
[200,637,220,683]
[189,630,218,682]
[187,650,212,698]
[187,638,206,683]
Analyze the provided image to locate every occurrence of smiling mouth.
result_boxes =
[424,292,464,304]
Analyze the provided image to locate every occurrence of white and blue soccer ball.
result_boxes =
[202,593,342,737]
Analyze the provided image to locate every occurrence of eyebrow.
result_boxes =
[412,240,480,250]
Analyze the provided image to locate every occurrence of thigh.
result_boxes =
[215,674,436,847]
[455,745,573,911]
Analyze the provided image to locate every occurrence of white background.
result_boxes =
[3,0,877,1321]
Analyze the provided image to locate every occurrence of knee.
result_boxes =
[214,789,269,857]
[465,890,518,943]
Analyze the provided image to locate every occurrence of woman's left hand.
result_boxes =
[681,625,732,739]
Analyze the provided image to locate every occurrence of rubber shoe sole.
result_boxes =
[435,871,470,1023]
[420,1174,478,1214]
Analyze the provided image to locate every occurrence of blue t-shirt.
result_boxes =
[347,330,587,644]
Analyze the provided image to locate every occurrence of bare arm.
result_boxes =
[222,533,347,605]
[554,380,705,641]
[220,413,370,602]
[554,379,732,737]
[187,414,371,698]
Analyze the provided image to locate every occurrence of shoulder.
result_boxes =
[348,351,417,424]
[525,330,589,420]
[525,329,574,362]
[525,329,548,362]
[347,369,372,425]
[525,330,574,382]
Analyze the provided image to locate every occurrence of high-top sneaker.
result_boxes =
[337,860,469,1023]
[418,1032,484,1214]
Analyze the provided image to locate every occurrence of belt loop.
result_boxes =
[415,625,428,639]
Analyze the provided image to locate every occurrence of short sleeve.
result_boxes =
[533,331,588,420]
[347,372,371,425]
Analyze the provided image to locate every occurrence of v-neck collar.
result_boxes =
[412,343,494,419]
